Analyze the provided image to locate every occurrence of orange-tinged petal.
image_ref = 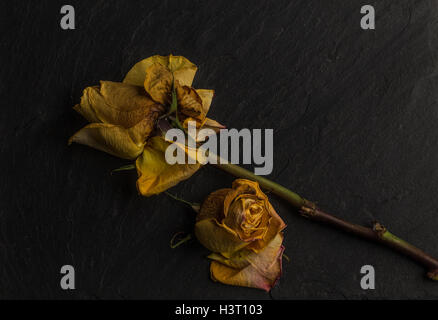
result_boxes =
[73,81,164,128]
[220,179,286,252]
[123,54,197,87]
[210,233,284,291]
[244,233,284,274]
[223,196,268,242]
[176,84,205,121]
[143,63,173,105]
[222,185,253,217]
[231,179,264,198]
[136,136,201,196]
[68,123,145,160]
[247,201,286,253]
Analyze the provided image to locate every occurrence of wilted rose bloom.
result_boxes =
[195,179,286,291]
[69,55,223,196]
[69,81,164,159]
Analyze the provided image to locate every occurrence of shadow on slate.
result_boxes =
[1,0,438,299]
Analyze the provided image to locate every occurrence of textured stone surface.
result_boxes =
[1,0,438,299]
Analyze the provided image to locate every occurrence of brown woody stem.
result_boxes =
[214,162,438,280]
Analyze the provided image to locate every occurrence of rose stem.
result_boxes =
[213,162,438,280]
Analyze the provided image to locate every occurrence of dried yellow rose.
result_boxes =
[69,55,223,196]
[195,179,286,291]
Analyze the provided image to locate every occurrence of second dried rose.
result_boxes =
[195,179,286,291]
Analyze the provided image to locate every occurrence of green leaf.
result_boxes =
[170,232,193,249]
[111,164,136,174]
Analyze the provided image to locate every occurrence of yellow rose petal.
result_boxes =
[207,251,251,270]
[123,54,197,87]
[247,201,286,253]
[123,55,170,87]
[73,81,163,128]
[136,136,201,196]
[143,63,173,105]
[195,189,251,256]
[210,233,284,291]
[73,86,101,123]
[168,55,198,86]
[176,84,205,121]
[196,89,214,115]
[194,90,226,132]
[195,218,249,256]
[202,118,226,131]
[68,123,145,160]
[195,189,230,221]
[223,196,268,242]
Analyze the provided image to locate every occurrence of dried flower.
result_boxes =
[69,55,223,196]
[195,179,286,291]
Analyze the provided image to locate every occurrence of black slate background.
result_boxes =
[1,0,438,299]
